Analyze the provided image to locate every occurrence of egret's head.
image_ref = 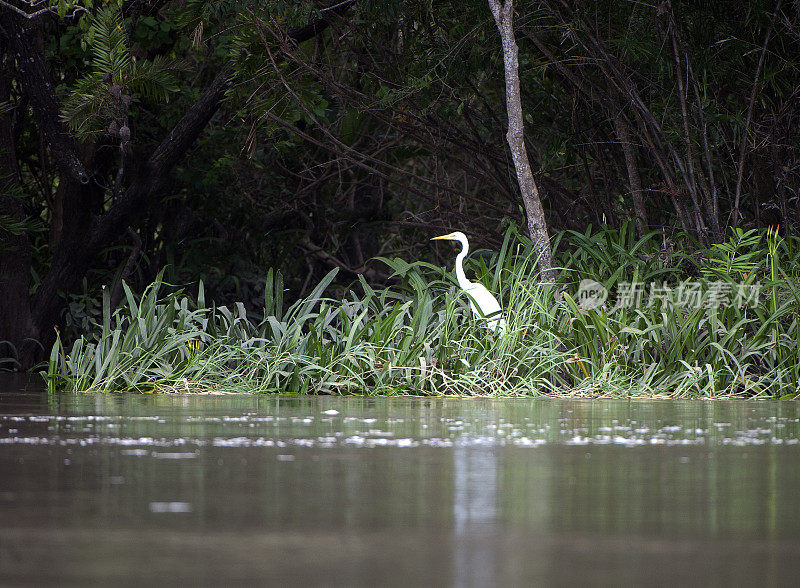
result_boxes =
[431,231,467,243]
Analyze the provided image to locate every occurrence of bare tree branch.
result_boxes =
[733,0,782,228]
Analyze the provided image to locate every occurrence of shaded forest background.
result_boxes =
[1,0,798,370]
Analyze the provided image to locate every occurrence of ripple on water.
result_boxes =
[3,410,800,449]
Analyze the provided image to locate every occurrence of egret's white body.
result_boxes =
[431,231,506,333]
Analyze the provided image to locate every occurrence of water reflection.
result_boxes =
[453,445,497,588]
[2,387,800,584]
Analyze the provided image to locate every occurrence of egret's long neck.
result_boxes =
[454,237,470,290]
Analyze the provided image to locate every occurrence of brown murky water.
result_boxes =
[2,378,800,585]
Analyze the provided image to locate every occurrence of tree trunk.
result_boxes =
[488,0,556,281]
[0,46,36,368]
[29,68,233,357]
[1,13,97,368]
[0,11,230,369]
[0,7,343,369]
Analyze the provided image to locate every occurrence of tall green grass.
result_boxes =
[45,225,800,397]
[553,224,800,398]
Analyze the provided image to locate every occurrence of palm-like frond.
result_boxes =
[90,7,131,80]
[60,74,115,135]
[128,55,182,101]
[62,7,180,136]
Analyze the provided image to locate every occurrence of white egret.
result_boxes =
[431,231,506,333]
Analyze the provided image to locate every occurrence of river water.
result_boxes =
[2,377,800,585]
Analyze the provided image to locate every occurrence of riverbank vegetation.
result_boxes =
[45,225,800,398]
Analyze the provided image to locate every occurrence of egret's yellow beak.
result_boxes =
[431,233,455,241]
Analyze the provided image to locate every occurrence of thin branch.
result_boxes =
[0,0,87,20]
[253,17,508,216]
[732,0,782,228]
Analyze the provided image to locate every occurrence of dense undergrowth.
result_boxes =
[45,225,800,398]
